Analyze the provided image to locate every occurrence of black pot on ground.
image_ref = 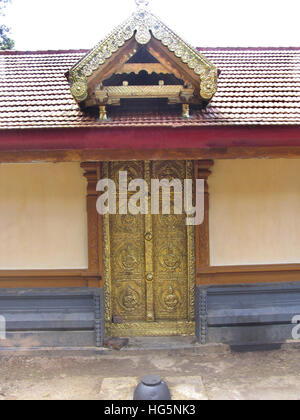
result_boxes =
[133,375,171,400]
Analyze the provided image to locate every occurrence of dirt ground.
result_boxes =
[0,343,300,400]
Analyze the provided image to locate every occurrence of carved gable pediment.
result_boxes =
[67,0,219,118]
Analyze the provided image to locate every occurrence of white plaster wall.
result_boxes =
[0,163,88,269]
[209,159,300,266]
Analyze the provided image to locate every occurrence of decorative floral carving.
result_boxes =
[159,245,181,271]
[107,321,195,337]
[102,161,196,335]
[163,286,181,311]
[200,68,218,100]
[120,285,140,311]
[70,78,88,102]
[119,245,139,271]
[69,9,218,103]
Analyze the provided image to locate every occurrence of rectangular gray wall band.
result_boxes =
[195,282,300,345]
[0,288,105,348]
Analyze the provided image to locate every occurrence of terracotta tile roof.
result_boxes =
[0,47,299,129]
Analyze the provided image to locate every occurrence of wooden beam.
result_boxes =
[81,163,102,278]
[195,160,214,269]
[2,146,300,163]
[0,269,102,288]
[0,126,299,153]
[115,63,171,75]
[86,38,138,92]
[148,38,200,90]
[197,264,300,286]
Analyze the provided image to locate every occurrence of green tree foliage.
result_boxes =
[0,0,14,50]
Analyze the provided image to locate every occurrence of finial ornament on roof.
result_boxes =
[135,0,149,7]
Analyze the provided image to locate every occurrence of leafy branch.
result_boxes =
[0,0,14,50]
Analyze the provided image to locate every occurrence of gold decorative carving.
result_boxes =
[99,106,107,121]
[200,68,218,100]
[158,243,181,272]
[117,244,139,271]
[103,161,195,336]
[70,79,88,102]
[151,161,190,322]
[144,232,153,241]
[146,273,153,281]
[162,286,181,311]
[115,214,139,232]
[186,161,196,321]
[94,85,194,106]
[144,161,155,322]
[69,6,218,103]
[156,214,180,231]
[152,160,185,180]
[182,104,190,118]
[107,321,195,337]
[120,285,140,311]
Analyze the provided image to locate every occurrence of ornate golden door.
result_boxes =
[103,161,195,336]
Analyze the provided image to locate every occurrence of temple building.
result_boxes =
[0,0,300,348]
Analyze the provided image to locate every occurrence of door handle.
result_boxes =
[144,232,153,241]
[146,273,153,282]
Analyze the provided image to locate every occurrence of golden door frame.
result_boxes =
[102,161,196,337]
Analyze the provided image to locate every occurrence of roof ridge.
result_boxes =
[0,49,90,56]
[197,47,300,51]
[1,47,300,56]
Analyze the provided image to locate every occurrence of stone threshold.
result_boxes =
[0,338,300,356]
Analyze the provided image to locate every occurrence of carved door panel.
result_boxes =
[151,161,189,322]
[103,161,195,336]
